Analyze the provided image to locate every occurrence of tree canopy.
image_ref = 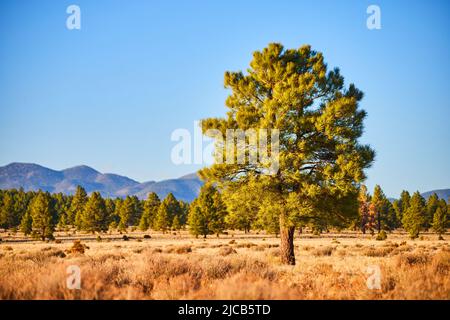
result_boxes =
[199,43,375,264]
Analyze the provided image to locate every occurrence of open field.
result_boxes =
[0,230,449,300]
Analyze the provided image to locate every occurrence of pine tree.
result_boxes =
[118,196,135,231]
[154,198,171,233]
[29,192,56,241]
[187,184,227,238]
[384,199,399,230]
[172,215,181,231]
[256,198,281,236]
[139,192,160,231]
[199,43,374,264]
[177,200,189,227]
[105,198,116,227]
[109,198,122,229]
[223,183,259,233]
[402,191,425,239]
[0,192,15,229]
[358,185,370,234]
[371,185,387,233]
[425,193,439,230]
[395,190,411,223]
[54,193,71,228]
[432,206,447,238]
[70,186,88,229]
[187,203,208,238]
[154,193,182,232]
[81,192,108,233]
[131,196,143,226]
[13,188,29,228]
[20,209,33,235]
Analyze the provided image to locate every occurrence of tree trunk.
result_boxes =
[279,214,295,265]
[377,212,381,233]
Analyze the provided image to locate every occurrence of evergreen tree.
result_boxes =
[54,193,71,228]
[402,191,425,239]
[154,193,182,232]
[172,215,181,231]
[70,186,88,228]
[425,193,439,230]
[395,190,411,224]
[371,185,387,232]
[187,184,227,238]
[256,198,281,236]
[223,183,259,233]
[432,205,447,238]
[199,43,374,264]
[29,191,56,241]
[139,192,160,231]
[109,198,122,229]
[81,192,108,233]
[384,199,399,230]
[13,188,29,228]
[20,209,33,235]
[118,196,136,231]
[187,203,208,238]
[0,192,15,229]
[154,198,171,233]
[358,185,370,234]
[177,200,189,227]
[131,196,143,226]
[105,198,116,226]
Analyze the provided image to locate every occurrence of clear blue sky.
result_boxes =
[0,0,449,197]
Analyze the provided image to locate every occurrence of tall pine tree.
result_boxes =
[30,191,56,241]
[139,192,160,231]
[199,43,374,264]
[402,191,425,239]
[81,192,108,233]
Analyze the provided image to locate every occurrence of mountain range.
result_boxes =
[0,163,203,202]
[0,162,448,202]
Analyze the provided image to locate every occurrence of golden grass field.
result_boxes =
[0,230,449,300]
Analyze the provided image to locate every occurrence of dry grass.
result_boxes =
[0,230,448,299]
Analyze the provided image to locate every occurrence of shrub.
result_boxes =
[396,253,430,266]
[122,235,129,241]
[219,246,237,256]
[376,230,387,241]
[45,248,66,258]
[312,246,334,256]
[67,240,88,255]
[363,247,393,257]
[235,242,257,248]
[166,245,192,254]
[432,250,450,274]
[174,246,192,254]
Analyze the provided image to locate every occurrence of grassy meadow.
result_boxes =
[0,229,448,300]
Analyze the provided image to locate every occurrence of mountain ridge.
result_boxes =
[0,162,202,202]
[1,162,448,202]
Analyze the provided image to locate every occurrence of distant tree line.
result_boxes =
[0,186,189,240]
[356,185,449,239]
[0,184,448,240]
